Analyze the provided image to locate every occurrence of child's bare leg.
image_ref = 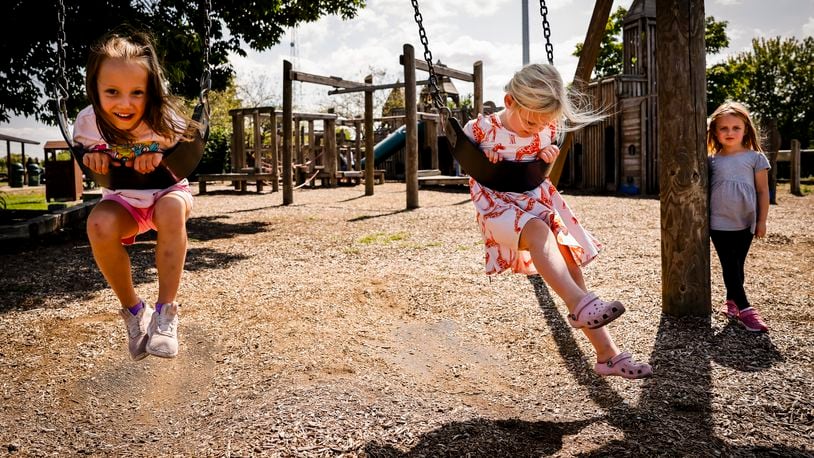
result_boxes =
[519,218,589,309]
[152,193,190,304]
[555,243,620,363]
[86,201,140,307]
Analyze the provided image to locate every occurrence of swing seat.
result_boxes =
[441,117,550,193]
[56,100,209,190]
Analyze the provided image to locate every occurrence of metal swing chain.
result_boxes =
[199,0,212,102]
[409,0,448,115]
[539,0,554,65]
[56,0,69,104]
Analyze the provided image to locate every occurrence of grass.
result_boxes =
[358,231,409,245]
[0,189,48,211]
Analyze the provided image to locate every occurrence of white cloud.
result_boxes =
[803,17,814,37]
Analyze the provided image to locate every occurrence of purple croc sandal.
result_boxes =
[567,292,626,329]
[594,352,652,379]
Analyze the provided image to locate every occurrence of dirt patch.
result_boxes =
[0,183,811,457]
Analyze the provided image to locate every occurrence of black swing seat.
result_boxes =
[440,117,550,193]
[57,101,209,190]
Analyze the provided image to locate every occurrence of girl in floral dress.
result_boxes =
[463,63,652,379]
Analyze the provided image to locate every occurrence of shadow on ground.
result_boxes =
[364,275,804,457]
[0,217,263,313]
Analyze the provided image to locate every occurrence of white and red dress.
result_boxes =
[463,113,602,275]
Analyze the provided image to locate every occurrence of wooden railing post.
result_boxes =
[790,139,802,196]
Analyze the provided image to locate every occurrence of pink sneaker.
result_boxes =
[723,300,739,319]
[738,308,768,332]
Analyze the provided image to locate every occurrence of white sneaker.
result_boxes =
[119,303,153,361]
[146,302,179,358]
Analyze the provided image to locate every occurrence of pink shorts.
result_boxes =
[101,183,193,245]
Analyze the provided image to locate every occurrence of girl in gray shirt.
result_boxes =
[706,101,770,332]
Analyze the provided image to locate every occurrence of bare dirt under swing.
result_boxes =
[0,183,811,457]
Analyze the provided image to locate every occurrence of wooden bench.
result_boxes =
[197,172,275,194]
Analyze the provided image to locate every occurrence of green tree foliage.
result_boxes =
[1,0,365,124]
[573,9,729,79]
[708,37,814,148]
[704,16,730,55]
[573,6,627,79]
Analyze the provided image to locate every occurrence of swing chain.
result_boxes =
[199,0,212,102]
[409,0,448,114]
[539,0,554,65]
[56,0,69,101]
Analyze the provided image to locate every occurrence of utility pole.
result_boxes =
[522,0,530,65]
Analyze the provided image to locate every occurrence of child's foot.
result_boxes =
[738,307,768,332]
[146,302,180,358]
[119,302,153,361]
[722,300,739,319]
[567,292,625,329]
[594,352,652,379]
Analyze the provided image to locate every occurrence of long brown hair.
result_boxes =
[85,27,192,146]
[706,101,763,156]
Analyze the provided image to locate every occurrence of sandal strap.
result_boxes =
[604,351,632,368]
[568,291,598,321]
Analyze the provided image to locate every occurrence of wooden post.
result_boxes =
[308,120,316,174]
[270,108,279,192]
[325,117,337,187]
[473,61,483,115]
[294,119,303,186]
[764,119,780,204]
[282,60,293,205]
[425,117,438,170]
[548,0,613,186]
[252,110,262,171]
[656,0,710,316]
[364,75,375,196]
[404,44,419,209]
[353,119,362,172]
[790,139,802,196]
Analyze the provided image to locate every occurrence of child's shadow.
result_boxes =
[709,320,783,371]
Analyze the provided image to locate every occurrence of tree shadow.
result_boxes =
[0,218,260,313]
[185,215,272,241]
[363,417,597,457]
[363,275,805,456]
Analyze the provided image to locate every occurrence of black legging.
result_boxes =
[710,228,754,310]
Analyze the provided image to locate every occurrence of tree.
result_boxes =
[708,37,814,148]
[573,9,730,79]
[573,6,626,78]
[1,0,365,124]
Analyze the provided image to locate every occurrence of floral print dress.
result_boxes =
[463,113,602,275]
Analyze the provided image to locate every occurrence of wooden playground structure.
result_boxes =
[194,0,813,318]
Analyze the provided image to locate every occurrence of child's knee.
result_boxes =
[152,197,188,230]
[519,218,552,249]
[87,208,125,241]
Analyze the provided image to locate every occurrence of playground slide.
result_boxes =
[360,122,424,167]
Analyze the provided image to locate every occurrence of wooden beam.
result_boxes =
[547,0,613,185]
[656,0,710,315]
[289,70,365,89]
[407,58,474,82]
[328,79,432,95]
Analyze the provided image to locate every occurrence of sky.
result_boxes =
[2,0,813,159]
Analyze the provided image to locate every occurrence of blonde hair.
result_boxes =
[706,101,763,156]
[504,63,605,140]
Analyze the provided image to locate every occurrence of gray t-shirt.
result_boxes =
[709,150,770,232]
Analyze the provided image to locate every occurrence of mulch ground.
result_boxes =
[0,182,811,457]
